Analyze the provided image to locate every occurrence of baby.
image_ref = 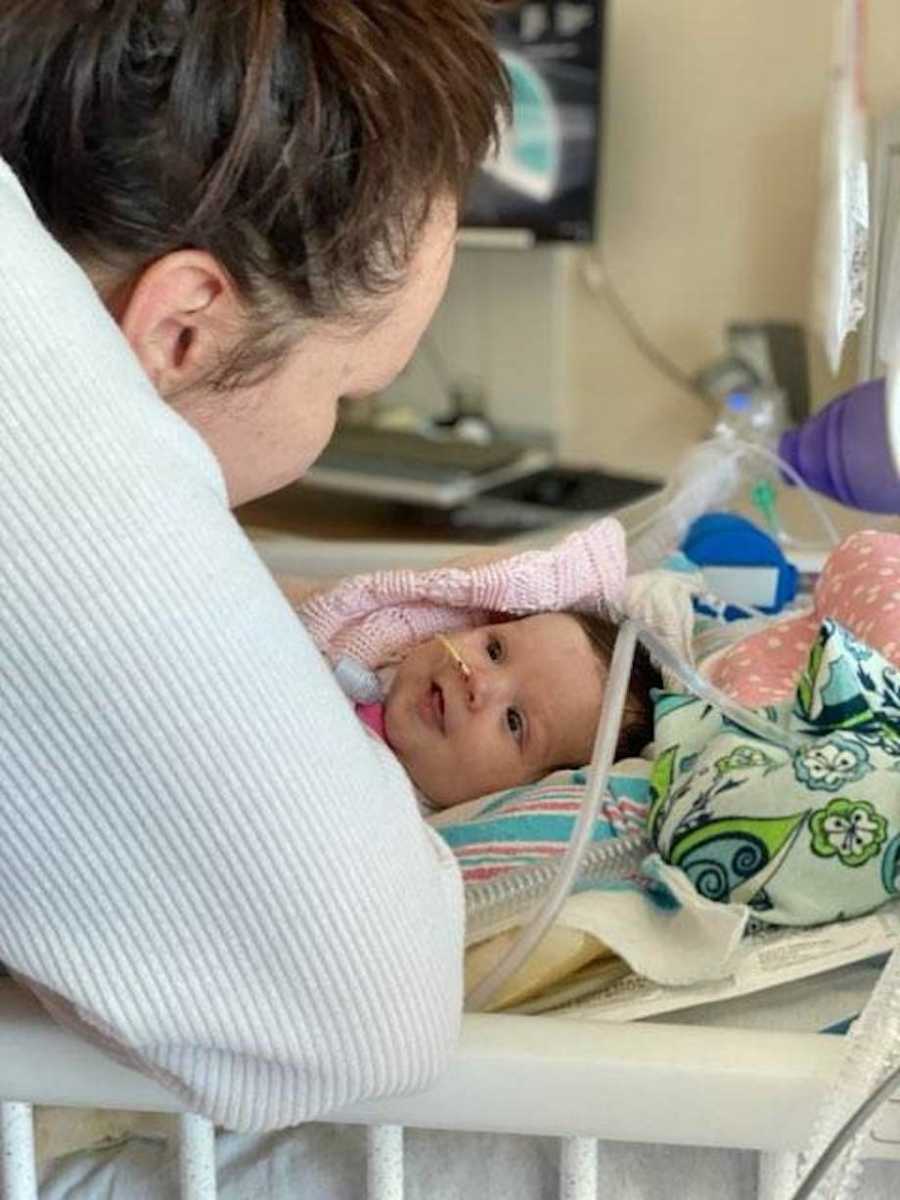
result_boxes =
[355,612,659,809]
[296,517,656,808]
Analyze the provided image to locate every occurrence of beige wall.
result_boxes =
[384,2,900,483]
[565,0,900,477]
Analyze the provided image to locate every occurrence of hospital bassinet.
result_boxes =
[6,510,900,1200]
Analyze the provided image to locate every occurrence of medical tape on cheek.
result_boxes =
[437,634,471,680]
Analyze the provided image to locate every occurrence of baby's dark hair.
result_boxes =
[569,612,662,760]
[0,0,510,389]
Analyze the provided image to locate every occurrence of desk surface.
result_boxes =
[236,473,895,554]
[236,484,489,543]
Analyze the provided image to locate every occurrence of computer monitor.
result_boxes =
[462,0,604,244]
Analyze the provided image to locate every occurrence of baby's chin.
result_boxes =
[414,778,467,810]
[395,751,465,810]
[410,761,545,811]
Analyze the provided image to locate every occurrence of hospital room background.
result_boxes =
[17,2,900,1199]
[373,0,900,493]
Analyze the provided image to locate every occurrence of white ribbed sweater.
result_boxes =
[0,160,463,1131]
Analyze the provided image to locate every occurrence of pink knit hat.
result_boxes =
[299,518,628,670]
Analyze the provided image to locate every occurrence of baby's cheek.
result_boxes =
[382,690,404,755]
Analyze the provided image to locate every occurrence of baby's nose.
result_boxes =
[465,667,500,710]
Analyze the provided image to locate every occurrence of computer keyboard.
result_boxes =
[482,466,661,511]
[315,426,526,481]
[304,426,660,515]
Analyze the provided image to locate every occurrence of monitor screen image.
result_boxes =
[462,0,603,243]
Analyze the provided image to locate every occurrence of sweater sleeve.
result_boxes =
[0,160,463,1131]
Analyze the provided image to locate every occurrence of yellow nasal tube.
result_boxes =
[437,634,471,680]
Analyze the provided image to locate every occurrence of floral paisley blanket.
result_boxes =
[650,618,900,927]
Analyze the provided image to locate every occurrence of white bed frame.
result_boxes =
[1,976,898,1199]
[3,526,898,1199]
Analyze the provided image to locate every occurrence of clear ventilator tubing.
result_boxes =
[626,439,745,573]
[464,621,643,1012]
[626,431,840,578]
[464,435,833,1011]
[736,437,841,552]
[464,617,810,1011]
[464,829,649,946]
[632,621,807,755]
[780,944,900,1200]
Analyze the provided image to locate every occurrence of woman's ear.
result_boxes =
[115,251,242,396]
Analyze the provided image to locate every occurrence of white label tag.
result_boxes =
[701,565,779,608]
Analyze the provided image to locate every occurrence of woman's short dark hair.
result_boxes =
[0,0,510,386]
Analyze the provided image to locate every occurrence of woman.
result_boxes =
[0,1,509,1131]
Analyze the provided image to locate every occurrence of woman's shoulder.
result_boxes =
[0,157,34,215]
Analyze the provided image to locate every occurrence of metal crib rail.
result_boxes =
[0,1106,606,1200]
[0,983,850,1147]
[0,1102,220,1200]
[1,1104,37,1200]
[0,980,884,1200]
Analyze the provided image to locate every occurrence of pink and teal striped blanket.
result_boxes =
[431,764,651,885]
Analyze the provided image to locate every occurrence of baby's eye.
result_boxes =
[506,707,524,742]
[486,634,504,662]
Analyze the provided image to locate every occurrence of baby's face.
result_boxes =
[384,613,605,809]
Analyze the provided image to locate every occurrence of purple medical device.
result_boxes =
[778,373,900,514]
